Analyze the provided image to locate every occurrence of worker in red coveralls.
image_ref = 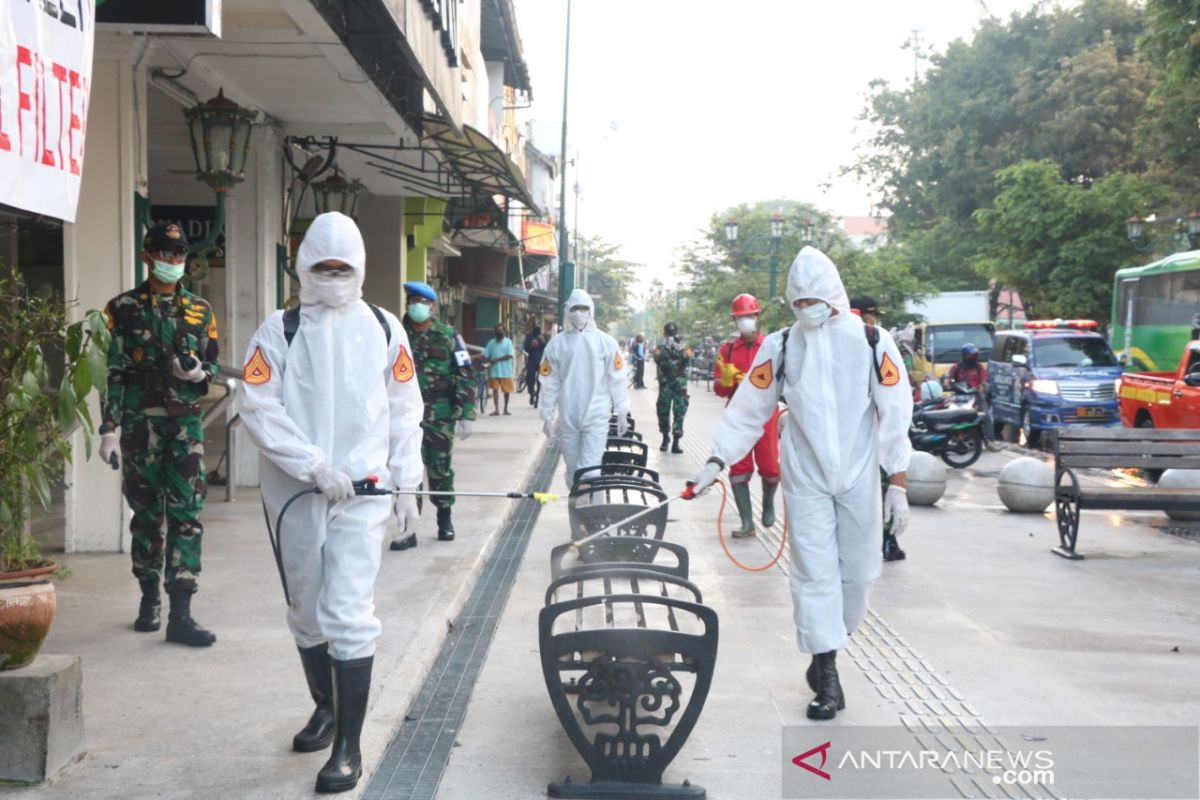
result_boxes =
[712,293,781,537]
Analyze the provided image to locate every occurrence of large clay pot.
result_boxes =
[0,563,58,671]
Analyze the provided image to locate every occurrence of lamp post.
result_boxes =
[311,169,364,218]
[555,0,574,329]
[723,210,787,299]
[1126,213,1200,255]
[182,88,256,256]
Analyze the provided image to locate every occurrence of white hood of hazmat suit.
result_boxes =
[539,288,631,487]
[237,211,424,660]
[708,246,912,654]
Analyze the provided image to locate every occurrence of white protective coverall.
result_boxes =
[238,212,423,661]
[539,289,631,487]
[709,247,912,654]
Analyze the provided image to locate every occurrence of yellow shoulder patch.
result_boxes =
[879,353,901,387]
[613,352,624,370]
[392,346,415,383]
[540,359,552,377]
[748,360,773,390]
[207,315,219,340]
[243,346,272,385]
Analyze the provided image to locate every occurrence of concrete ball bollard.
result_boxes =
[906,451,947,506]
[998,456,1054,513]
[1157,470,1200,521]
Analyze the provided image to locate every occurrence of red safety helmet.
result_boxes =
[730,293,761,315]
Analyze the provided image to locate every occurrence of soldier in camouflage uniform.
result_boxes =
[96,223,218,647]
[653,322,692,454]
[389,281,475,550]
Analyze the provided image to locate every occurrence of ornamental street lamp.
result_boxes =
[724,209,787,299]
[312,169,364,218]
[1126,213,1200,254]
[182,88,256,255]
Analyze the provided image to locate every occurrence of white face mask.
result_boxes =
[568,310,590,331]
[306,270,360,307]
[796,302,832,329]
[735,316,758,335]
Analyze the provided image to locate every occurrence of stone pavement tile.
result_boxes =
[6,408,549,799]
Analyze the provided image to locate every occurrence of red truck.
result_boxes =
[1118,340,1200,429]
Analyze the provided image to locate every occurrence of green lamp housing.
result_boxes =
[184,88,256,193]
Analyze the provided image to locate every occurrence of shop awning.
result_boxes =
[422,116,540,215]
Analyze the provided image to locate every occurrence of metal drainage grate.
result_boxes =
[1153,524,1200,542]
[363,440,560,800]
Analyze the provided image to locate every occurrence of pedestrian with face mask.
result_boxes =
[653,322,692,453]
[522,324,546,407]
[391,281,476,547]
[713,293,781,536]
[484,324,515,415]
[690,247,913,721]
[238,212,424,793]
[539,289,632,487]
[98,222,220,647]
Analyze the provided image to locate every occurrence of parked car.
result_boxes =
[1118,340,1200,431]
[987,320,1123,446]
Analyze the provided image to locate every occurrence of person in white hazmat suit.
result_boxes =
[539,289,632,487]
[237,212,423,793]
[690,247,912,721]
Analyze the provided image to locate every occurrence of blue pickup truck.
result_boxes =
[987,321,1123,446]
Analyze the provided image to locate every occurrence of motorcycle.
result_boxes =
[910,382,985,468]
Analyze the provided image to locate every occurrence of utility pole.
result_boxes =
[555,0,573,329]
[907,29,923,82]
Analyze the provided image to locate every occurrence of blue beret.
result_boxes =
[403,281,438,302]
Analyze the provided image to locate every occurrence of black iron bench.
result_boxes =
[602,437,649,471]
[539,565,716,798]
[572,464,661,489]
[1053,428,1200,559]
[608,414,636,437]
[549,538,690,582]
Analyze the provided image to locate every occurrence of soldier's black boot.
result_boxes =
[294,643,335,752]
[436,507,455,541]
[660,431,670,451]
[761,480,779,528]
[806,654,819,693]
[165,589,216,647]
[671,433,684,454]
[316,656,373,793]
[883,531,907,562]
[806,650,845,720]
[134,579,161,632]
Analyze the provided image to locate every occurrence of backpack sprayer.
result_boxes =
[263,476,558,605]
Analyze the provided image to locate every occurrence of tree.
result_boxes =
[973,160,1166,321]
[576,235,638,331]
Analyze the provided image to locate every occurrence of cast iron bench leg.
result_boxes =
[1052,494,1083,560]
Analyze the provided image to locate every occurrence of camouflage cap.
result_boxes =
[143,223,189,253]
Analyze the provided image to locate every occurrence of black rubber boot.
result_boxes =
[761,480,779,528]
[671,433,684,454]
[389,533,417,551]
[730,482,756,538]
[134,579,161,632]
[436,507,455,541]
[807,650,845,720]
[165,589,216,647]
[806,654,818,693]
[883,532,907,562]
[315,656,373,794]
[294,643,335,752]
[660,431,670,451]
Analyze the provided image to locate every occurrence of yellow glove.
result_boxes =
[719,361,742,388]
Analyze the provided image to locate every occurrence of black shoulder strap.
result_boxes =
[776,330,790,382]
[864,324,884,384]
[283,303,390,347]
[723,341,734,363]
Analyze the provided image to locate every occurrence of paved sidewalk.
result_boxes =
[5,405,549,799]
[437,373,1200,798]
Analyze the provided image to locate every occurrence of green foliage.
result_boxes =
[974,160,1166,321]
[577,236,638,331]
[0,266,110,573]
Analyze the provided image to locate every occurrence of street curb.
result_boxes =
[350,434,549,799]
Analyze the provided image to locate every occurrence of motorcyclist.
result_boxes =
[945,343,987,391]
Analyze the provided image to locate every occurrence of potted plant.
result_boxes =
[0,265,109,671]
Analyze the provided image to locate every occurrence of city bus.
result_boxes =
[1111,251,1200,371]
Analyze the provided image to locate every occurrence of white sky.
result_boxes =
[512,0,1043,300]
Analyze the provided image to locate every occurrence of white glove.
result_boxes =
[542,419,554,438]
[457,419,472,441]
[312,463,354,501]
[99,431,119,468]
[615,414,630,438]
[884,484,910,537]
[394,493,420,536]
[171,357,206,383]
[690,461,722,495]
